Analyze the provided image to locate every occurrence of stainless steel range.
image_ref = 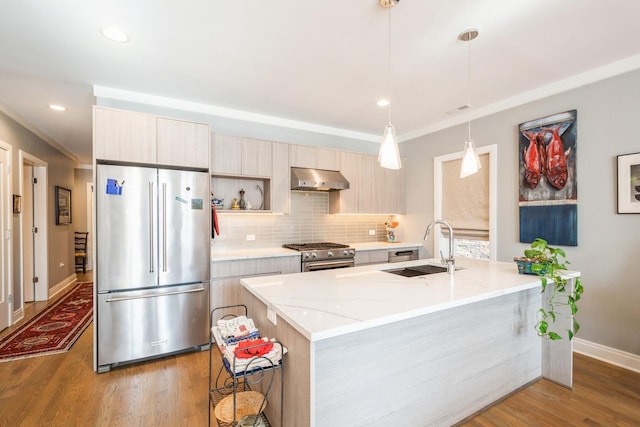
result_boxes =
[283,242,356,272]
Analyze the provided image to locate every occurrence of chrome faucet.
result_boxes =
[424,220,455,274]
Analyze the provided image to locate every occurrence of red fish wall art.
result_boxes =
[518,110,578,246]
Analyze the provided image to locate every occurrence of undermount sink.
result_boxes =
[384,264,448,277]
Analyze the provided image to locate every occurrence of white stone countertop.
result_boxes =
[211,246,300,262]
[349,241,423,251]
[211,241,423,261]
[240,258,579,342]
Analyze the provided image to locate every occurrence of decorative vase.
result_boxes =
[239,189,246,210]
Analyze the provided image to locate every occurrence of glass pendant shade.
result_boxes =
[378,123,402,170]
[460,139,481,178]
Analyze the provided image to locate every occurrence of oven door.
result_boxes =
[303,259,355,272]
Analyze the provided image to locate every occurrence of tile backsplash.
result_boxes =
[212,192,394,249]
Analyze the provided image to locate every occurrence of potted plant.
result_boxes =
[514,238,584,340]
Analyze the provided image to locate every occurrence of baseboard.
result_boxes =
[573,337,640,373]
[12,307,24,325]
[48,274,78,300]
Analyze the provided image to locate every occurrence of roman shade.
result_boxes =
[441,153,490,239]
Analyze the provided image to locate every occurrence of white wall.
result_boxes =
[401,69,640,356]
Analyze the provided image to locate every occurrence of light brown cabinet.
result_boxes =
[211,135,272,177]
[330,151,405,214]
[373,163,406,214]
[93,107,209,168]
[211,135,290,213]
[157,117,209,168]
[94,107,157,164]
[271,142,290,213]
[289,145,340,170]
[210,256,300,307]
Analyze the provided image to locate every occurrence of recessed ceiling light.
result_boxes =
[48,104,67,112]
[101,27,129,43]
[377,99,390,107]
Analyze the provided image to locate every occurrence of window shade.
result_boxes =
[441,153,490,240]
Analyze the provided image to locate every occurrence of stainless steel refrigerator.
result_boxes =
[95,164,210,372]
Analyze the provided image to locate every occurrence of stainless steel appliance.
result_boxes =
[283,242,355,272]
[388,249,419,263]
[95,163,210,372]
[290,167,350,191]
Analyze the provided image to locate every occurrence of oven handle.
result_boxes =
[305,260,354,272]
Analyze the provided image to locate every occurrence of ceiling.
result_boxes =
[1,0,640,165]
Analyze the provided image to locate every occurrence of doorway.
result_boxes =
[19,151,48,310]
[85,181,94,271]
[0,141,12,331]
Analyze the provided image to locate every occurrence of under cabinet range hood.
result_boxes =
[290,167,350,191]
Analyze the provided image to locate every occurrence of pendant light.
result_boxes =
[378,0,402,170]
[459,28,481,178]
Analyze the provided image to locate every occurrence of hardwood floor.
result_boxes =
[1,276,638,426]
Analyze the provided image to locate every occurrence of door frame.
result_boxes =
[0,140,12,331]
[85,181,94,271]
[433,144,498,260]
[18,150,48,306]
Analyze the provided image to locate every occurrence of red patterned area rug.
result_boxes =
[0,281,93,362]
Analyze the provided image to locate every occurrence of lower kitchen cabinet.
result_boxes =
[210,256,300,308]
[354,246,422,266]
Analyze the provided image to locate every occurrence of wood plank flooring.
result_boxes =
[1,276,639,426]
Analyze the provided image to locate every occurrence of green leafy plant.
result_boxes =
[521,238,584,340]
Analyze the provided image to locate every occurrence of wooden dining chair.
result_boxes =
[75,232,89,274]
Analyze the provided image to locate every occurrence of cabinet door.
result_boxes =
[94,107,157,163]
[354,250,389,266]
[211,134,242,175]
[374,163,406,214]
[289,145,317,168]
[358,154,375,213]
[271,142,290,213]
[211,257,300,307]
[330,151,359,213]
[242,138,272,177]
[316,148,340,170]
[157,118,209,168]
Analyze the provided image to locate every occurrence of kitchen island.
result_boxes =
[239,258,578,427]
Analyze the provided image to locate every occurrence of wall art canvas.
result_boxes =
[518,110,577,246]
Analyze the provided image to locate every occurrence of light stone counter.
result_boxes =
[241,257,551,341]
[210,246,299,262]
[349,241,422,251]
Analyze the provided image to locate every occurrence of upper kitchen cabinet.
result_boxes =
[93,107,209,168]
[242,137,272,177]
[289,145,340,170]
[94,107,157,164]
[289,144,316,168]
[316,148,340,170]
[374,162,406,214]
[271,142,290,213]
[211,134,272,177]
[329,151,360,214]
[156,117,209,168]
[330,151,406,214]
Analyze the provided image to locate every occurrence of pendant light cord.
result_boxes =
[387,4,392,125]
[467,30,472,142]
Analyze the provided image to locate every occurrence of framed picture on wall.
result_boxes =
[617,152,640,214]
[55,186,72,225]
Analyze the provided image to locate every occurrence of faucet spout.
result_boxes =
[424,220,455,274]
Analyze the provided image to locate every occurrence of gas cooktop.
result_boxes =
[282,242,350,251]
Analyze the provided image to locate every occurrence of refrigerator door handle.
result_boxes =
[149,181,154,273]
[104,286,206,303]
[162,182,167,272]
